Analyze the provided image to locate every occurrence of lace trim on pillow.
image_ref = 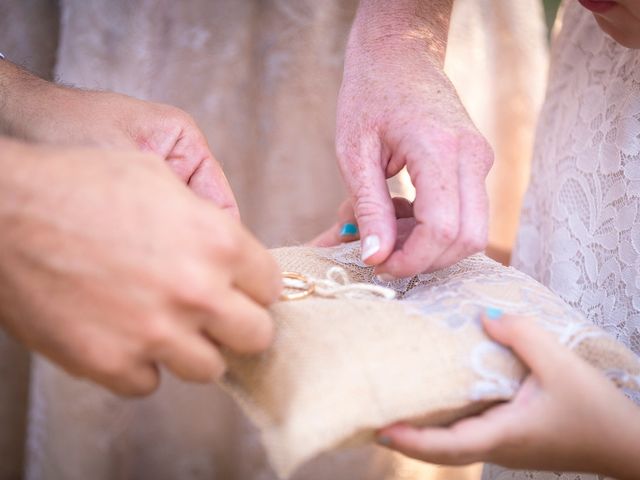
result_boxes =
[317,242,640,399]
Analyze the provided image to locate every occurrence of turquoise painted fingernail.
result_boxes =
[376,435,392,447]
[340,223,358,237]
[486,307,503,320]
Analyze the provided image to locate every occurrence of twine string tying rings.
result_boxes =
[280,266,396,301]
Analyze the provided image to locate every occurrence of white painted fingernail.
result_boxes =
[361,235,381,261]
[376,273,395,282]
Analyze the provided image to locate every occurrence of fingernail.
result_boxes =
[361,235,381,261]
[376,435,392,447]
[339,222,359,237]
[485,307,503,320]
[376,273,395,282]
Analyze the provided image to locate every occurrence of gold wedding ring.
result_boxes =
[280,272,315,301]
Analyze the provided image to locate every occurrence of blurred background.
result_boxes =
[544,0,562,31]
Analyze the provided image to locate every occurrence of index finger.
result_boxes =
[188,155,240,219]
[164,125,240,218]
[337,133,397,265]
[229,227,283,306]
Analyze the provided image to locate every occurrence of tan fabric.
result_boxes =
[223,244,640,477]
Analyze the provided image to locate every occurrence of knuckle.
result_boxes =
[353,193,392,224]
[162,105,194,126]
[250,315,276,353]
[140,315,175,354]
[69,335,160,397]
[120,371,160,397]
[416,135,458,162]
[462,132,494,172]
[233,310,275,354]
[213,230,243,262]
[204,296,227,320]
[92,352,131,381]
[157,106,205,145]
[461,231,488,254]
[171,263,216,307]
[132,381,159,397]
[431,221,459,245]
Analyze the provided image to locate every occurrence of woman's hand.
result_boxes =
[377,311,640,480]
[0,60,238,215]
[0,138,281,396]
[336,0,493,278]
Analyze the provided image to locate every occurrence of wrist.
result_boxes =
[593,400,640,480]
[0,61,61,141]
[350,0,452,67]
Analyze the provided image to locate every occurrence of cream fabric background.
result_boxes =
[0,1,548,478]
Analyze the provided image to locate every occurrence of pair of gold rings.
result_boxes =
[280,272,315,301]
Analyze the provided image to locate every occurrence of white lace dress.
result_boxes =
[485,2,640,480]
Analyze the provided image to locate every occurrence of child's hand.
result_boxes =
[309,200,360,247]
[377,311,640,480]
[309,198,415,250]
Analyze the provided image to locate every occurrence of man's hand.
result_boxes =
[377,312,640,480]
[0,138,281,396]
[337,0,493,278]
[0,60,238,215]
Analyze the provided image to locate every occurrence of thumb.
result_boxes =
[188,156,240,219]
[481,310,563,378]
[337,135,396,265]
[157,123,240,219]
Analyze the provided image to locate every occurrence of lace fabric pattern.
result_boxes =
[489,3,640,480]
[513,2,640,358]
[320,242,639,398]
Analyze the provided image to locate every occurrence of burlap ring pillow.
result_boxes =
[220,242,640,477]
